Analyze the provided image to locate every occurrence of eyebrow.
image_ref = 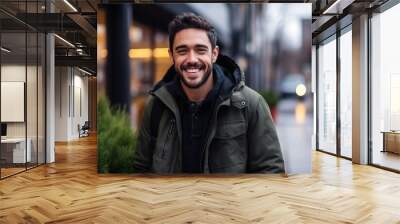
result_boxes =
[174,44,209,51]
[174,45,187,51]
[194,44,209,49]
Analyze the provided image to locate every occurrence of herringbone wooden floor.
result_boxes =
[1,135,400,224]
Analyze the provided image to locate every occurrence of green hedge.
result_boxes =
[259,90,279,108]
[97,97,137,173]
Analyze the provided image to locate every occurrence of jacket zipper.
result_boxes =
[162,119,175,159]
[200,101,225,172]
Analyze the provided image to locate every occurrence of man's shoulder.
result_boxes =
[235,85,263,109]
[240,86,262,98]
[144,94,157,108]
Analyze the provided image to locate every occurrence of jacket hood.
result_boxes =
[150,54,244,94]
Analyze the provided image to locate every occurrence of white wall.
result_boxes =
[1,65,26,133]
[55,66,69,141]
[55,67,89,141]
[1,65,37,138]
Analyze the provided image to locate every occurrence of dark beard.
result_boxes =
[177,63,212,89]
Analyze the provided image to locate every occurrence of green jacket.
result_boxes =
[134,55,285,174]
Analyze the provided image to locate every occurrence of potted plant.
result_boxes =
[259,90,279,121]
[97,96,137,173]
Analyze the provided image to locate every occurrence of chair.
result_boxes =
[79,121,90,138]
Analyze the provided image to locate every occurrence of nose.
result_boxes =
[186,50,198,63]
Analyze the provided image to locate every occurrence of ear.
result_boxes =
[168,48,174,64]
[212,45,219,63]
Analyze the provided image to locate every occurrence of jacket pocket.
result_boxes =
[214,121,246,139]
[209,121,247,171]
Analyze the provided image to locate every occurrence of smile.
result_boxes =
[185,68,201,73]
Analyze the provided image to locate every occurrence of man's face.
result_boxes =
[169,28,219,89]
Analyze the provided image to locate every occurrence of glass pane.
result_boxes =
[371,4,400,171]
[317,37,337,154]
[38,33,45,165]
[339,29,352,158]
[26,0,39,170]
[27,31,38,169]
[1,30,27,177]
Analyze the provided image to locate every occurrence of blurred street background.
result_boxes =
[97,3,312,173]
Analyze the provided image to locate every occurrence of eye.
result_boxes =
[197,48,207,54]
[176,49,187,55]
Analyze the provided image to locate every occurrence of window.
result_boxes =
[339,28,352,158]
[0,1,46,179]
[371,3,400,171]
[317,36,337,154]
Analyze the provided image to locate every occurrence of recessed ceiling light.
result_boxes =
[1,47,11,53]
[322,0,355,15]
[78,67,93,76]
[63,0,78,12]
[54,34,75,48]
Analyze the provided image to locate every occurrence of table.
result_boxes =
[381,131,400,154]
[1,138,31,163]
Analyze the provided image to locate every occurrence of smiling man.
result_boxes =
[134,13,285,174]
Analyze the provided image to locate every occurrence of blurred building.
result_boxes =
[97,3,312,130]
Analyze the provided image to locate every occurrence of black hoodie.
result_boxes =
[152,54,243,173]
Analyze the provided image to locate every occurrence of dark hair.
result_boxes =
[168,12,217,51]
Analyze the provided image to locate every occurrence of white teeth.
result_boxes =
[186,68,199,73]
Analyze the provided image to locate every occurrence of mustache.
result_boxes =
[180,62,206,71]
